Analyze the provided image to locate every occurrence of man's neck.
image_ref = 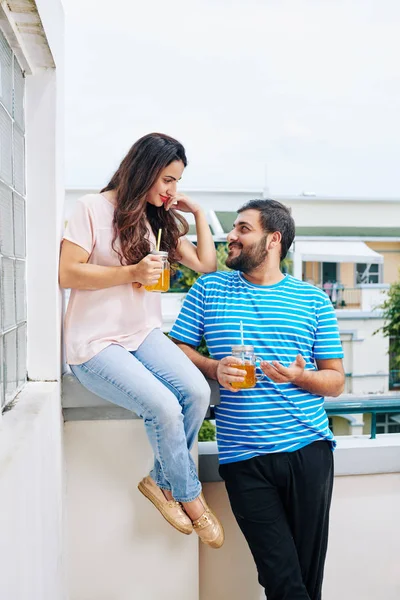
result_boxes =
[240,265,285,287]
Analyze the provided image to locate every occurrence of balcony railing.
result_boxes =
[207,390,400,440]
[317,283,389,311]
[324,395,400,438]
[318,285,362,309]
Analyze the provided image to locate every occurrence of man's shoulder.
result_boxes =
[285,275,329,302]
[197,270,236,288]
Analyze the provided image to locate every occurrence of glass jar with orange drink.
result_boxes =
[230,345,264,389]
[144,251,170,292]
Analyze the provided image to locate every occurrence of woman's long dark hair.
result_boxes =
[101,133,189,265]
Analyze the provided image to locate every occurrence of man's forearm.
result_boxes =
[295,369,345,398]
[174,341,219,381]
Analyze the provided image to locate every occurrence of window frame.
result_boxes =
[355,262,382,285]
[0,30,26,411]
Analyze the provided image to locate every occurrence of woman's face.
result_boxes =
[146,160,185,208]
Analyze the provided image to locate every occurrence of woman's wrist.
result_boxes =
[192,206,204,217]
[125,264,138,283]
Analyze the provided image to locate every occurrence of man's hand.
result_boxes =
[261,354,306,384]
[216,356,246,392]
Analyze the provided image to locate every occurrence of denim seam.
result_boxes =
[173,483,202,504]
[152,417,173,485]
[135,364,200,485]
[153,481,171,491]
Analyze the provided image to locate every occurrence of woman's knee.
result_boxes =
[143,393,183,426]
[182,371,211,413]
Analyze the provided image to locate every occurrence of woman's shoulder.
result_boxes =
[75,193,109,210]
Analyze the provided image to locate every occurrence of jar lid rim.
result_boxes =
[231,344,254,351]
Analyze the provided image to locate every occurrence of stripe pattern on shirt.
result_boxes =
[170,271,344,464]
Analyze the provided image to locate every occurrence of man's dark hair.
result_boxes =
[237,199,295,260]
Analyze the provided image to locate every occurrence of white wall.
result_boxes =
[337,314,389,394]
[285,199,400,229]
[65,188,400,231]
[0,384,65,600]
[200,470,400,600]
[0,2,65,599]
[64,419,199,600]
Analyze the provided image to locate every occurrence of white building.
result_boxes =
[0,11,399,599]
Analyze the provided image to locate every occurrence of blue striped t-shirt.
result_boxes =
[170,271,344,465]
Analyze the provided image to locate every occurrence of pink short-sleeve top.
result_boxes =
[63,193,162,365]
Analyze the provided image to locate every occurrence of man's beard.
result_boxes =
[226,235,268,273]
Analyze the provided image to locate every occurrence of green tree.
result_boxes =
[376,278,400,365]
[170,242,230,292]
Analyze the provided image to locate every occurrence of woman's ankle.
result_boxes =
[182,497,205,521]
[161,488,174,501]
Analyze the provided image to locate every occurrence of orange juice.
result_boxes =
[231,364,256,389]
[145,268,170,292]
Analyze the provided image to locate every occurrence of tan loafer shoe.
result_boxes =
[138,476,193,535]
[192,493,224,549]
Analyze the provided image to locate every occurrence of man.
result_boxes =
[170,199,345,600]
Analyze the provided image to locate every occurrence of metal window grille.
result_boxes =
[355,263,381,285]
[376,413,400,434]
[0,30,26,409]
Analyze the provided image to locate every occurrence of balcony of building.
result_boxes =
[60,370,400,600]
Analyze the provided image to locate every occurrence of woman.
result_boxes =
[60,133,223,548]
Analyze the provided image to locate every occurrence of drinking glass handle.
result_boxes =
[255,356,265,381]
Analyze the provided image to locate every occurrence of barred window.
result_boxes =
[0,31,26,409]
[376,413,400,434]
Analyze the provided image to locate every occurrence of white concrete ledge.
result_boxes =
[62,373,221,420]
[62,373,138,419]
[0,382,61,470]
[333,434,400,475]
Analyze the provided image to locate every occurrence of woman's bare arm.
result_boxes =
[59,239,162,290]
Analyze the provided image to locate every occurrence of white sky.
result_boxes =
[63,0,400,196]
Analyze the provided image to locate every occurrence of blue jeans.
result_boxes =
[70,329,210,502]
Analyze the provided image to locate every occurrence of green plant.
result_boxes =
[281,256,293,274]
[216,242,230,271]
[375,277,400,365]
[170,263,199,291]
[170,242,231,292]
[198,419,216,441]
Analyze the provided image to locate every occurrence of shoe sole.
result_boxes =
[137,481,193,535]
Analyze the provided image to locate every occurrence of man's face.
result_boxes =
[226,209,269,272]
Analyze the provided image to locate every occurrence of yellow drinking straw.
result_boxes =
[156,228,162,252]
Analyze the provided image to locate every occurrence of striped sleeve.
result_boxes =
[170,277,206,347]
[313,295,344,360]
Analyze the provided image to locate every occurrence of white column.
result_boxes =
[293,251,303,280]
[25,66,64,381]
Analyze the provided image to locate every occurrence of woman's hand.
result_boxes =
[131,254,163,287]
[164,193,200,215]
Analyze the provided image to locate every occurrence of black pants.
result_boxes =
[219,441,334,600]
